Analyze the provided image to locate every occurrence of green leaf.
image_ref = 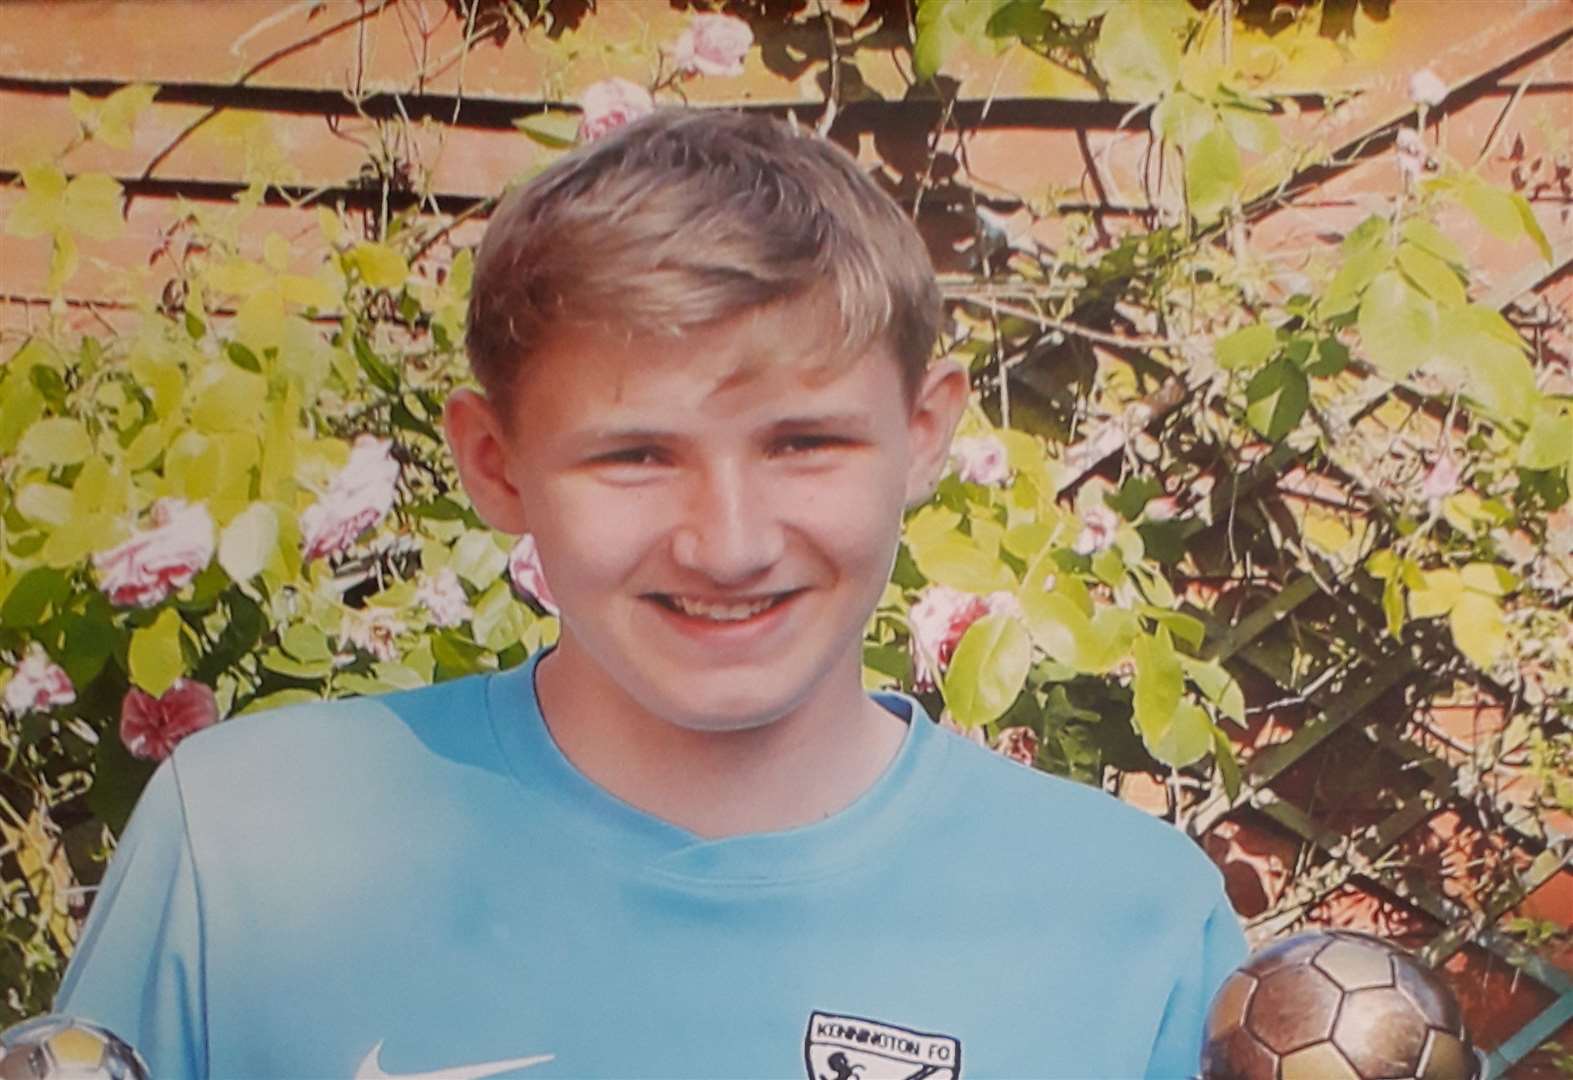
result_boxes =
[1151,92,1215,149]
[1458,178,1525,243]
[909,531,1017,593]
[0,377,46,453]
[1212,728,1241,800]
[1132,630,1183,733]
[63,173,125,240]
[129,608,186,696]
[218,502,279,584]
[1400,218,1465,269]
[1095,0,1185,102]
[1215,323,1277,371]
[1518,403,1573,470]
[452,530,509,589]
[7,164,67,237]
[1219,104,1280,155]
[1304,338,1351,377]
[1396,242,1466,307]
[1357,270,1437,379]
[15,483,72,526]
[1460,562,1515,597]
[1021,591,1104,672]
[1244,358,1309,442]
[72,83,158,149]
[348,243,408,289]
[282,623,332,663]
[16,417,92,467]
[513,110,581,150]
[1382,576,1405,640]
[1433,305,1538,423]
[1449,591,1507,669]
[1512,191,1553,263]
[1147,700,1213,768]
[1186,125,1242,223]
[942,612,1031,728]
[1410,569,1461,618]
[1322,241,1392,317]
[190,364,267,433]
[0,567,70,629]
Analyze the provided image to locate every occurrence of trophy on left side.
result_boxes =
[0,1016,149,1080]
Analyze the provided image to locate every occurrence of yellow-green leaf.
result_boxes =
[17,417,92,466]
[1396,242,1466,307]
[1358,270,1437,379]
[1518,403,1573,470]
[1215,323,1277,371]
[15,484,72,526]
[129,608,186,696]
[1449,591,1507,669]
[514,110,581,149]
[7,164,68,237]
[1409,568,1461,618]
[942,613,1031,728]
[1460,562,1515,597]
[63,173,125,240]
[349,243,408,289]
[189,364,267,433]
[218,502,279,584]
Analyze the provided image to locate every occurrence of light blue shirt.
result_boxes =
[58,651,1245,1078]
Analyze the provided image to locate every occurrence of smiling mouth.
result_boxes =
[650,592,800,622]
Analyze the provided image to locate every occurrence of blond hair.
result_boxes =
[466,109,940,399]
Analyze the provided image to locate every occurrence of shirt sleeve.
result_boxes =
[1144,890,1249,1079]
[55,757,208,1080]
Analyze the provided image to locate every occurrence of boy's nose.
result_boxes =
[670,463,785,584]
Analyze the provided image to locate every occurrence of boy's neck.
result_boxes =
[532,646,909,839]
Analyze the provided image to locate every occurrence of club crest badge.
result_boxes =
[803,1011,961,1080]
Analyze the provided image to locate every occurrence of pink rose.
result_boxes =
[578,78,655,142]
[508,534,559,615]
[993,725,1039,767]
[416,568,472,628]
[1073,504,1120,555]
[3,647,76,716]
[93,498,215,608]
[1145,495,1181,522]
[1421,452,1461,503]
[909,584,1015,689]
[1408,68,1447,108]
[339,606,405,662]
[300,435,400,562]
[120,679,219,761]
[670,13,753,77]
[950,435,1011,486]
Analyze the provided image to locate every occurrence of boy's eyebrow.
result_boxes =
[769,412,876,431]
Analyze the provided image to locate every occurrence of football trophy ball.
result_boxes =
[1201,930,1481,1080]
[0,1016,149,1080]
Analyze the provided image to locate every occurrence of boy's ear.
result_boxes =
[444,388,532,535]
[903,360,969,507]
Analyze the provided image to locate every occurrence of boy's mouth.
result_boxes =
[650,591,801,623]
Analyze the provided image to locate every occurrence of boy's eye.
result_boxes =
[774,435,849,456]
[595,447,666,467]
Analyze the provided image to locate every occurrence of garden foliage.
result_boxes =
[1,0,1569,1022]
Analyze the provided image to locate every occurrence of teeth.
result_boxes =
[668,595,778,621]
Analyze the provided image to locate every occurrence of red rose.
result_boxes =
[120,679,220,762]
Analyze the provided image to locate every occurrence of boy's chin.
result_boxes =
[640,679,811,736]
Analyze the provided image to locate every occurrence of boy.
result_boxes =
[57,110,1245,1078]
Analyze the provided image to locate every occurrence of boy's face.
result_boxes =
[447,298,966,735]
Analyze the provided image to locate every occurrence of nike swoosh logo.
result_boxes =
[354,1040,554,1080]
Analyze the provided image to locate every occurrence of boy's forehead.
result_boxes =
[522,298,885,414]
